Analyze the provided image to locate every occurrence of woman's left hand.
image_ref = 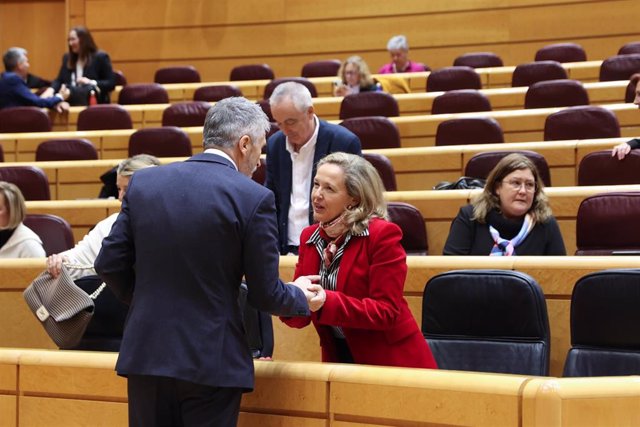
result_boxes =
[306,284,326,312]
[76,76,93,86]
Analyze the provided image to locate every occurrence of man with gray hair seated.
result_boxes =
[378,35,428,74]
[0,47,70,111]
[266,81,362,255]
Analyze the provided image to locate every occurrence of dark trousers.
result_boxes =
[127,375,243,427]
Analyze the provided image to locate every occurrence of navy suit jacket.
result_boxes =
[265,120,362,254]
[95,153,309,390]
[51,51,115,104]
[0,72,62,109]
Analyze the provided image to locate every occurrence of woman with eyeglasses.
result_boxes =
[333,56,382,97]
[443,153,566,256]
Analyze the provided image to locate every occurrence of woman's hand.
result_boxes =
[46,254,69,278]
[611,142,632,160]
[333,84,350,97]
[306,284,326,312]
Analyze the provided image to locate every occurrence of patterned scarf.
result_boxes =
[319,211,349,267]
[489,213,535,256]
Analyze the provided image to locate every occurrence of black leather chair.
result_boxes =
[465,150,552,187]
[77,104,133,131]
[453,52,503,69]
[229,64,274,81]
[154,65,201,84]
[619,41,640,55]
[36,138,98,161]
[339,92,399,120]
[563,269,640,377]
[161,101,211,127]
[435,117,504,146]
[431,89,492,115]
[524,79,589,109]
[535,43,587,63]
[511,61,568,87]
[0,106,51,133]
[426,66,482,92]
[578,150,640,186]
[301,60,341,78]
[422,269,550,375]
[118,83,169,105]
[363,152,397,191]
[193,85,242,102]
[0,165,50,200]
[543,106,620,141]
[339,116,400,150]
[599,54,640,81]
[128,127,192,157]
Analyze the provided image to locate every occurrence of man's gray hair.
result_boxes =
[386,35,409,51]
[3,47,27,72]
[203,97,270,149]
[269,82,313,112]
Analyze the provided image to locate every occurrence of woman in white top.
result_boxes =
[0,181,45,258]
[46,154,160,279]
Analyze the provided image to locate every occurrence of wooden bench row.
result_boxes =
[108,59,606,104]
[46,79,629,132]
[2,102,637,162]
[1,348,638,427]
[23,183,640,256]
[3,255,640,379]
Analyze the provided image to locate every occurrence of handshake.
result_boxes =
[290,275,325,312]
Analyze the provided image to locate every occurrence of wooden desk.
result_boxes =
[52,79,627,131]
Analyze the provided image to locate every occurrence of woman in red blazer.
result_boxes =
[281,152,437,369]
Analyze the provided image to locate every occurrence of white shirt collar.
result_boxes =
[203,148,237,170]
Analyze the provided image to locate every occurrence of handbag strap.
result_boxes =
[62,262,107,300]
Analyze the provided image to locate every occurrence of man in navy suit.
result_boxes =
[266,82,362,255]
[0,47,69,111]
[95,97,323,426]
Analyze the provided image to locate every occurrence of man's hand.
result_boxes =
[55,101,70,113]
[611,142,632,160]
[305,284,326,312]
[58,83,70,100]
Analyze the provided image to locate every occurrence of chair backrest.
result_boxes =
[387,202,427,255]
[339,92,399,120]
[0,165,50,200]
[154,65,201,84]
[128,126,192,157]
[464,150,552,187]
[578,150,640,186]
[263,77,318,99]
[301,59,341,78]
[193,85,242,102]
[575,192,640,255]
[524,79,589,109]
[117,83,169,105]
[239,281,274,358]
[77,104,133,131]
[626,79,637,103]
[431,89,492,114]
[422,269,550,375]
[362,152,397,191]
[618,41,640,55]
[36,138,98,161]
[161,101,211,127]
[0,107,51,133]
[229,64,274,81]
[535,43,587,63]
[0,145,4,162]
[23,213,74,256]
[599,54,640,81]
[71,275,128,351]
[113,70,127,86]
[511,60,568,87]
[256,99,274,122]
[435,117,504,146]
[563,269,640,377]
[426,66,482,92]
[339,116,400,150]
[453,52,504,68]
[543,106,620,141]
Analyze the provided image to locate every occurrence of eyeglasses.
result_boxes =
[503,179,536,192]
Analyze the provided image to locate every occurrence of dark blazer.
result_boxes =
[0,72,63,109]
[265,120,362,254]
[95,153,309,390]
[443,204,567,255]
[282,218,438,369]
[51,51,115,104]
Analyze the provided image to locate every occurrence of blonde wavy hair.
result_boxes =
[317,152,388,234]
[471,153,553,223]
[0,181,27,230]
[337,56,376,90]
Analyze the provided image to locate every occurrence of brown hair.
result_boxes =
[67,26,98,68]
[471,153,552,223]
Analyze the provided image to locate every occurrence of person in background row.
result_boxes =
[378,35,428,74]
[46,154,161,280]
[0,181,45,258]
[611,73,640,160]
[95,97,322,426]
[333,56,382,97]
[41,26,115,106]
[0,47,70,112]
[282,152,438,369]
[267,82,361,255]
[443,153,566,256]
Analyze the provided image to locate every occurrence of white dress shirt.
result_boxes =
[204,148,238,170]
[286,115,320,247]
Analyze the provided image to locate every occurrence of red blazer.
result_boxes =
[282,218,437,369]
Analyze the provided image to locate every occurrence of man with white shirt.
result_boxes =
[266,82,362,255]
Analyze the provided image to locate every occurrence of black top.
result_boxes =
[443,205,567,255]
[0,228,16,249]
[627,138,640,149]
[50,51,116,104]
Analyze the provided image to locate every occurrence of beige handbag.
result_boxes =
[23,264,105,349]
